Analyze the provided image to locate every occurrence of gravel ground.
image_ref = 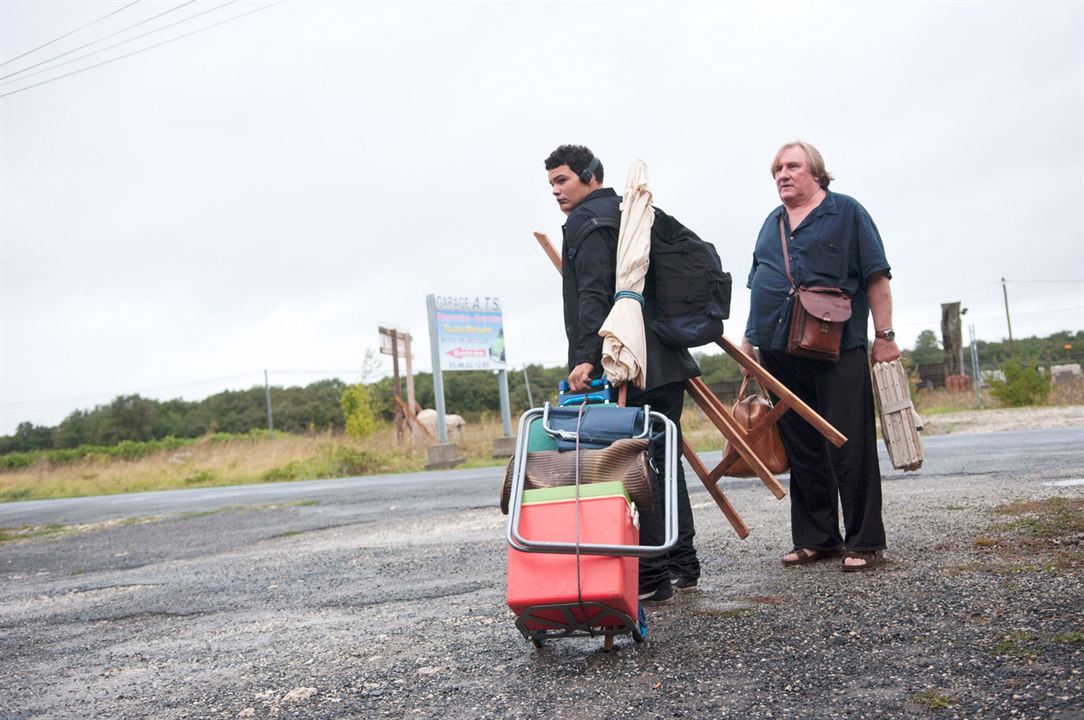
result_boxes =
[0,429,1081,719]
[921,405,1084,436]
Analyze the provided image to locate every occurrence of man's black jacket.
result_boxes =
[561,188,700,392]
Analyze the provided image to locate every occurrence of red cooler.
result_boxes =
[506,482,638,630]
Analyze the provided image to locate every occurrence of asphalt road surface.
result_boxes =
[1,428,1082,719]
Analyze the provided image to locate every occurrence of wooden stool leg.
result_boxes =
[683,439,750,539]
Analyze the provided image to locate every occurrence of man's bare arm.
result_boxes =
[868,271,900,363]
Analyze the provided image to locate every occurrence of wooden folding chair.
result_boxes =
[533,231,847,539]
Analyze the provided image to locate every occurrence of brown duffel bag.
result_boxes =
[499,437,655,515]
[722,377,789,477]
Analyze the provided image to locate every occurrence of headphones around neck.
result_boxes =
[579,156,600,184]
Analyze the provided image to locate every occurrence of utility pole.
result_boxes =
[402,332,416,417]
[969,324,982,406]
[264,369,274,437]
[1002,277,1015,354]
[390,329,403,442]
[522,365,534,408]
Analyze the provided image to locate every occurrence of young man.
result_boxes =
[544,144,702,603]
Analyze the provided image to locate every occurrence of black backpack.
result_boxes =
[648,208,732,348]
[567,198,732,349]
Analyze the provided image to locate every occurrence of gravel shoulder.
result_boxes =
[0,427,1081,719]
[920,405,1084,436]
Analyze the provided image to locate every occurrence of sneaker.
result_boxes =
[671,576,699,592]
[638,580,674,604]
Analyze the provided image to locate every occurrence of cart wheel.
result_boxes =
[603,634,614,653]
[633,602,647,643]
[531,630,547,649]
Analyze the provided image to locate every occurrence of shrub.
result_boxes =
[330,446,380,476]
[0,453,36,471]
[341,384,380,439]
[988,361,1052,407]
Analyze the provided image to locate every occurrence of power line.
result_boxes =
[1,0,198,82]
[0,0,243,88]
[1005,279,1084,285]
[0,1,283,99]
[0,0,144,68]
[894,278,1084,309]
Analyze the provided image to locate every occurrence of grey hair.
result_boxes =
[771,140,834,189]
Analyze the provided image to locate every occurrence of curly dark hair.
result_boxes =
[544,144,604,184]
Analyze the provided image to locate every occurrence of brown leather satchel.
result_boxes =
[723,378,789,477]
[779,217,852,362]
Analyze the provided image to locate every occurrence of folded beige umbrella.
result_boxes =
[600,160,653,390]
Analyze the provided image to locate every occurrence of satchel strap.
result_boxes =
[778,215,795,289]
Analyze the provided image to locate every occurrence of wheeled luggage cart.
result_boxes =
[505,399,679,651]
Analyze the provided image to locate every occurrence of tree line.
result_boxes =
[3,330,1078,454]
[907,329,1082,370]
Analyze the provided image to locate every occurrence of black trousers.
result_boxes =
[630,381,700,590]
[758,347,887,552]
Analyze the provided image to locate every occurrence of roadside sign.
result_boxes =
[379,326,411,358]
[431,295,506,371]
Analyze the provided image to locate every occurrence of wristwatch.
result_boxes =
[875,328,896,341]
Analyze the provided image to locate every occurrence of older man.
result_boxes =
[741,141,899,572]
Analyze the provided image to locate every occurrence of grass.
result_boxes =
[5,379,1081,500]
[993,497,1084,537]
[912,690,954,710]
[689,607,754,619]
[914,376,1084,414]
[0,523,68,543]
[0,420,512,502]
[992,631,1038,658]
[683,405,735,453]
[967,497,1084,578]
[989,628,1082,657]
[1054,631,1083,644]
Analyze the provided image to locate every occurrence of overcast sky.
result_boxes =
[2,0,1082,434]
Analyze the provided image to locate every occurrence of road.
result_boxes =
[1,428,1081,719]
[5,428,1081,529]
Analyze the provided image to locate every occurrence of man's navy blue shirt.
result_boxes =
[745,191,891,352]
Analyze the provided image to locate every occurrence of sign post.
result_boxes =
[380,326,416,444]
[425,295,451,446]
[497,369,512,437]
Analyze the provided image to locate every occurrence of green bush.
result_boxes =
[989,361,1052,407]
[330,446,380,476]
[259,444,380,484]
[341,384,380,439]
[0,453,36,470]
[0,433,264,472]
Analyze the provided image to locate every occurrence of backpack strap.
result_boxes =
[564,196,621,264]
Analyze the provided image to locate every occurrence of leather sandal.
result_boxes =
[841,550,885,572]
[781,547,844,566]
